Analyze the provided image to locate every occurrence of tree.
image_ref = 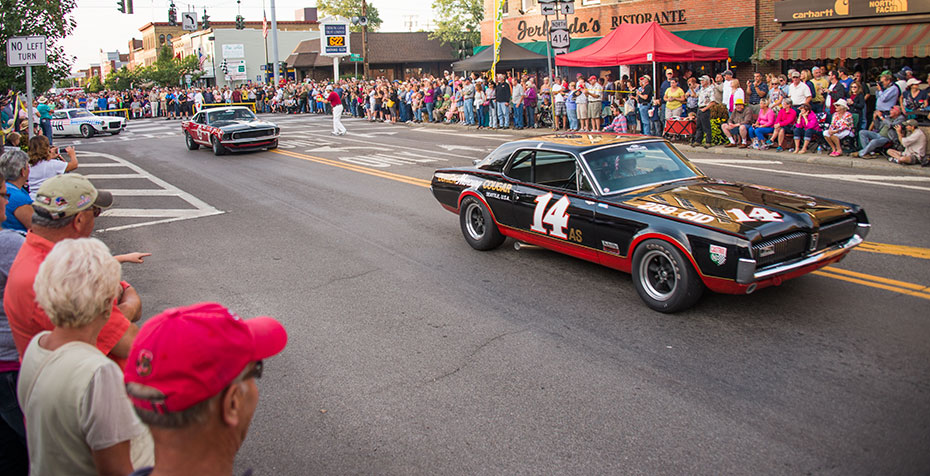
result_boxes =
[430,0,483,59]
[104,67,140,91]
[0,0,77,93]
[138,45,202,87]
[85,75,103,93]
[317,0,382,32]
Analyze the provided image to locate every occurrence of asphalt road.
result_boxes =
[57,114,930,475]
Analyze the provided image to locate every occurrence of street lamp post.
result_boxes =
[270,0,280,86]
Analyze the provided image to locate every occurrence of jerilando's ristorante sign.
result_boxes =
[775,0,930,22]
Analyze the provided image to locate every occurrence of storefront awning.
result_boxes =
[756,24,930,61]
[673,27,754,62]
[473,37,601,57]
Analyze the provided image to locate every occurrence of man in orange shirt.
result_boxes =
[3,174,141,362]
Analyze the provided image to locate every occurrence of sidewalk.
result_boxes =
[395,118,930,177]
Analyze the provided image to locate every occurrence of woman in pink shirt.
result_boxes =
[748,99,776,149]
[792,103,821,154]
[773,98,798,152]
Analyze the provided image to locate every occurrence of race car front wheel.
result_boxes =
[80,124,95,138]
[632,239,704,313]
[460,196,505,251]
[211,136,226,156]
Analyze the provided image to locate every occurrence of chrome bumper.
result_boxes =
[222,134,279,144]
[736,223,870,284]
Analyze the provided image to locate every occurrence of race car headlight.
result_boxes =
[222,133,231,140]
[274,127,280,135]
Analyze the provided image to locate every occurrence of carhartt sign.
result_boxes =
[6,36,47,67]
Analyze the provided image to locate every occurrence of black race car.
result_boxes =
[182,106,279,156]
[430,134,870,312]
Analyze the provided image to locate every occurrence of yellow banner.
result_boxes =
[491,0,503,80]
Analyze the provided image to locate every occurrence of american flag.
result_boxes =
[262,11,268,39]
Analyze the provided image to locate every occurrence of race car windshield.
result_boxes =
[207,109,257,124]
[71,110,94,118]
[581,141,702,195]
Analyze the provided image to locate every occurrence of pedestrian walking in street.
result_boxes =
[322,86,346,136]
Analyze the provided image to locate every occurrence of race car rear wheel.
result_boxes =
[80,124,95,138]
[211,136,226,156]
[185,132,200,150]
[632,239,704,313]
[460,196,505,251]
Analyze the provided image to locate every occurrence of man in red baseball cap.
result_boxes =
[124,302,287,476]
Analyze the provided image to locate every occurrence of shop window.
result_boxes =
[502,0,509,15]
[522,0,538,12]
[159,34,165,44]
[581,0,600,5]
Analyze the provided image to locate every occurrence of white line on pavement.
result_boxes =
[81,174,145,179]
[702,161,930,193]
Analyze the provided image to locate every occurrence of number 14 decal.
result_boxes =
[531,193,571,239]
[727,207,783,222]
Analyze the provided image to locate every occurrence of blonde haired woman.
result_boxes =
[18,238,153,476]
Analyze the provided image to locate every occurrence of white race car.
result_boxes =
[50,108,126,138]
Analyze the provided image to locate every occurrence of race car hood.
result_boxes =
[616,177,862,240]
[212,120,276,132]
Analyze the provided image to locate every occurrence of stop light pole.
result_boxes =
[270,0,280,86]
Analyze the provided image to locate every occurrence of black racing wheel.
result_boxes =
[632,239,704,313]
[459,196,505,251]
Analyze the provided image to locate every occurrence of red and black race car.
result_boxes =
[181,106,279,156]
[430,134,870,312]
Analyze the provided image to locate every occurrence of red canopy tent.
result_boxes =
[555,22,730,67]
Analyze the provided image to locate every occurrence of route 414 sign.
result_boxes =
[549,20,569,55]
[6,36,46,67]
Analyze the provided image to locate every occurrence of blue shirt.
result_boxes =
[876,83,900,112]
[2,182,32,233]
[97,97,108,110]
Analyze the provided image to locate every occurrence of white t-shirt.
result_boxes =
[18,333,153,476]
[552,83,564,103]
[27,159,68,200]
[788,81,812,106]
[574,85,588,105]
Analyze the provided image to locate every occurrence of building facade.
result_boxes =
[172,28,318,87]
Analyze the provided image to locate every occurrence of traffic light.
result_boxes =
[202,9,210,30]
[117,0,125,13]
[168,3,177,25]
[235,15,244,30]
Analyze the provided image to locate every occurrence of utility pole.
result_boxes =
[362,0,369,79]
[270,0,280,86]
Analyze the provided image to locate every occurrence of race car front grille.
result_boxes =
[816,217,858,251]
[752,231,808,268]
[233,129,274,140]
[108,121,121,129]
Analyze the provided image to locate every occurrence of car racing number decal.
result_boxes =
[726,207,783,222]
[635,202,715,224]
[531,192,570,239]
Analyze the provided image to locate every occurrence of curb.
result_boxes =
[393,119,930,177]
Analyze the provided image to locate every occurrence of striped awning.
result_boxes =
[756,24,930,61]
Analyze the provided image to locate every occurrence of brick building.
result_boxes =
[479,0,759,81]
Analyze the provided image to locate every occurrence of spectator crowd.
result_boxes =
[0,150,288,474]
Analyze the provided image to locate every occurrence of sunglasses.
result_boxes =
[244,360,264,380]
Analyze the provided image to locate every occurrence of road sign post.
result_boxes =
[6,36,47,138]
[320,18,351,82]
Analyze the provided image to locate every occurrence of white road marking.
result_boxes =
[690,159,783,165]
[74,151,224,232]
[300,131,475,159]
[702,161,930,193]
[411,127,515,140]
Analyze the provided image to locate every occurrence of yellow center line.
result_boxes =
[271,149,431,188]
[813,270,930,301]
[822,266,930,292]
[857,241,930,260]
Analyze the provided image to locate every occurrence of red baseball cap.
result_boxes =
[124,302,288,413]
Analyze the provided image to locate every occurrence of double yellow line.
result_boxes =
[271,147,930,302]
[814,267,930,301]
[272,149,431,188]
